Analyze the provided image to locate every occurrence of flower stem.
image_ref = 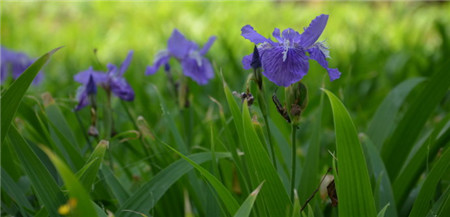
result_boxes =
[104,90,114,170]
[291,123,297,202]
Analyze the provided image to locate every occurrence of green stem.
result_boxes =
[105,90,114,170]
[291,123,297,202]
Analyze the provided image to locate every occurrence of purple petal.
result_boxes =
[261,46,309,87]
[110,77,135,101]
[181,57,214,85]
[299,14,329,48]
[327,68,341,81]
[75,86,89,111]
[272,28,282,42]
[146,50,171,75]
[74,67,107,84]
[119,50,134,76]
[168,29,196,59]
[308,44,341,81]
[199,36,216,55]
[242,54,252,70]
[241,25,270,44]
[282,28,301,42]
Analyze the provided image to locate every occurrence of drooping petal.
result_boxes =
[118,50,134,76]
[86,75,97,95]
[199,36,216,55]
[168,29,196,59]
[241,25,270,44]
[299,14,329,48]
[250,45,262,69]
[261,46,309,87]
[282,28,301,42]
[242,54,253,70]
[272,28,282,42]
[75,86,89,111]
[308,44,341,81]
[74,67,108,84]
[181,57,214,85]
[110,76,135,101]
[146,50,171,75]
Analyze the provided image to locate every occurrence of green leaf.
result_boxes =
[361,135,398,217]
[323,89,377,217]
[409,147,450,217]
[299,90,324,204]
[164,144,239,215]
[233,182,264,217]
[381,63,450,179]
[1,167,35,215]
[42,146,99,217]
[100,166,130,206]
[393,113,450,206]
[241,103,292,216]
[367,77,425,149]
[7,126,64,217]
[116,152,231,217]
[77,140,109,191]
[377,203,390,217]
[1,47,62,143]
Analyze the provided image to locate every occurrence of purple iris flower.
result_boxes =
[241,14,341,87]
[1,46,43,85]
[74,50,135,110]
[146,29,216,85]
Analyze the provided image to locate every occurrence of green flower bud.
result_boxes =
[285,82,308,125]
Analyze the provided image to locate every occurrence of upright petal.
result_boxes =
[181,57,214,85]
[110,77,135,101]
[146,50,171,75]
[74,67,108,84]
[118,50,134,76]
[272,28,282,42]
[299,14,329,48]
[261,46,309,87]
[241,25,270,44]
[308,44,341,81]
[242,54,253,70]
[168,29,196,59]
[199,36,216,55]
[282,28,301,42]
[75,86,89,111]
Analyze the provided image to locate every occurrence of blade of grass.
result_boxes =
[1,47,62,143]
[323,89,377,217]
[1,167,35,215]
[116,152,231,217]
[367,77,425,149]
[233,182,264,217]
[76,140,109,191]
[409,147,450,217]
[381,62,450,179]
[100,166,130,206]
[7,126,64,216]
[164,143,239,215]
[41,146,99,217]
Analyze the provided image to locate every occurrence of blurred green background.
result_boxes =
[2,2,449,125]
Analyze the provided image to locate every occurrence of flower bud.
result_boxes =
[285,81,308,125]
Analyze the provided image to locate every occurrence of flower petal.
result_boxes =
[282,28,301,42]
[272,28,282,42]
[75,86,89,111]
[74,67,108,84]
[242,54,252,70]
[308,44,341,81]
[241,25,270,44]
[181,57,214,85]
[118,50,134,76]
[110,77,135,101]
[199,36,216,55]
[168,29,196,59]
[299,14,329,48]
[146,50,171,75]
[261,46,309,87]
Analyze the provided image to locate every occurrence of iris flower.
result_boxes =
[74,50,135,110]
[241,14,341,87]
[146,29,216,85]
[1,46,43,85]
